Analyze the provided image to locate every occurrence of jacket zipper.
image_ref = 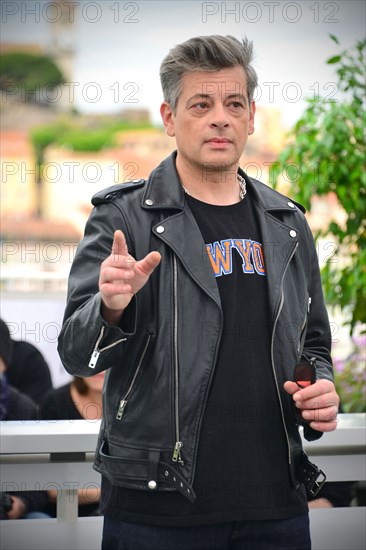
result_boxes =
[88,325,127,369]
[172,254,184,464]
[270,241,299,466]
[116,333,152,420]
[298,296,312,356]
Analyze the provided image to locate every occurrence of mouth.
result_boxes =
[206,138,232,144]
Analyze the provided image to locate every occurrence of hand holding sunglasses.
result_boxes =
[284,357,339,434]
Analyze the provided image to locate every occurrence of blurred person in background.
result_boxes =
[308,481,354,509]
[0,318,53,407]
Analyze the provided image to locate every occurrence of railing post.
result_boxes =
[57,489,79,521]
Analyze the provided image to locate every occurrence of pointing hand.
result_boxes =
[99,229,161,324]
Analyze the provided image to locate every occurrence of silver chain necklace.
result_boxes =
[182,173,247,201]
[237,173,247,200]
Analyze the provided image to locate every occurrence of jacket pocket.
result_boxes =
[115,331,154,421]
[97,439,150,481]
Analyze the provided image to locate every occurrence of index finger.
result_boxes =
[112,229,129,258]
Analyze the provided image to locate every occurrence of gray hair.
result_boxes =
[159,35,258,111]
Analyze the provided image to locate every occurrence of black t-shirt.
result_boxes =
[101,192,307,525]
[41,383,82,420]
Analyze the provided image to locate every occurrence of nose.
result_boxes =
[209,102,229,130]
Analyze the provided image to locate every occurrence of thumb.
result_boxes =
[283,380,300,396]
[138,251,162,277]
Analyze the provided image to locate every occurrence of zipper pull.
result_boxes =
[308,297,312,313]
[172,441,184,464]
[88,325,105,368]
[116,399,128,420]
[88,350,100,369]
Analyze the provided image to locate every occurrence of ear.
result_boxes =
[248,100,256,135]
[160,101,176,137]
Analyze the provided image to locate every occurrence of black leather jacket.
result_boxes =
[58,152,333,503]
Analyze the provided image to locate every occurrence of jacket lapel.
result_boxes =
[152,209,221,308]
[246,175,301,321]
[141,152,221,307]
[257,208,299,321]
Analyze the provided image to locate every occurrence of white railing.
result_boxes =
[0,414,365,550]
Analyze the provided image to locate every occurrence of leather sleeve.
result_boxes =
[57,202,136,377]
[301,220,334,441]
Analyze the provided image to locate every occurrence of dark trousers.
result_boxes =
[102,513,311,550]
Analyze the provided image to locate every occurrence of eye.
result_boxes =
[192,102,209,111]
[228,101,245,109]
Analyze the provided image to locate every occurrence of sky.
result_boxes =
[1,0,365,128]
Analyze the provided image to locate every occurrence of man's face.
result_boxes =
[161,66,255,175]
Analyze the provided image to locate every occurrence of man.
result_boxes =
[58,35,339,550]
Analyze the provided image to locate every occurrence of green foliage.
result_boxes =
[30,125,62,160]
[0,52,65,97]
[272,37,366,334]
[29,118,154,156]
[59,128,116,152]
[107,121,155,132]
[30,124,64,182]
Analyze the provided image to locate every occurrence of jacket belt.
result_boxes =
[98,441,196,503]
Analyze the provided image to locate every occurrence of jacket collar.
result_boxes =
[240,169,306,214]
[142,151,305,214]
[142,151,185,210]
